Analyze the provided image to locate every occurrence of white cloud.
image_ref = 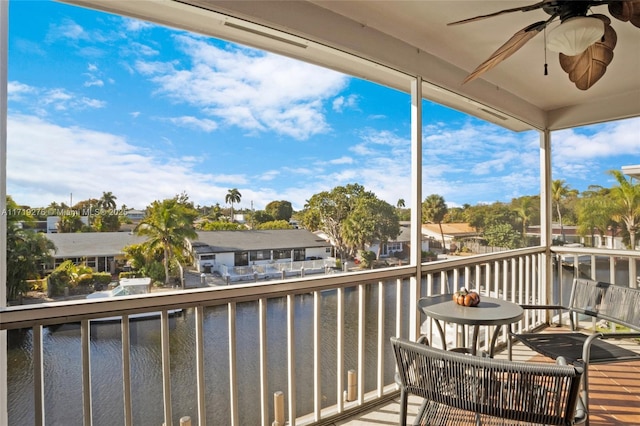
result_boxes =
[122,18,154,33]
[328,156,354,165]
[6,115,241,208]
[553,118,640,159]
[135,35,349,140]
[332,94,358,112]
[9,81,106,114]
[167,116,218,132]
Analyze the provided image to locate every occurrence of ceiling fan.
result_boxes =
[449,0,640,90]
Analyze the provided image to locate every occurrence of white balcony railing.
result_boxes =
[1,246,638,426]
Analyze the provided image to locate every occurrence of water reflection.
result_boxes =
[8,286,407,426]
[8,258,632,425]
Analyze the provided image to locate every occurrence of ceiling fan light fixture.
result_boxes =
[547,16,605,56]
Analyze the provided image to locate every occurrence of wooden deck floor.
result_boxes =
[335,333,640,426]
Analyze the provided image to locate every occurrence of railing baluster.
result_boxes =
[228,302,239,426]
[195,306,206,426]
[357,284,365,404]
[395,278,402,339]
[81,319,92,426]
[121,315,133,426]
[286,295,296,426]
[336,287,344,413]
[376,281,385,397]
[33,325,44,426]
[161,311,172,426]
[258,299,268,426]
[313,291,321,421]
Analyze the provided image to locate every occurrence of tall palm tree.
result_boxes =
[396,199,405,208]
[135,198,198,284]
[608,170,640,249]
[512,196,535,246]
[225,188,242,222]
[99,191,117,210]
[422,194,448,251]
[551,180,577,242]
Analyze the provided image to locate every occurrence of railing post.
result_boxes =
[273,391,284,426]
[345,370,356,402]
[179,416,191,426]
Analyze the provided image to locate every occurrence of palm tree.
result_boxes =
[512,196,535,246]
[607,170,640,249]
[396,199,405,208]
[99,191,117,210]
[225,188,242,222]
[422,194,448,252]
[135,198,198,284]
[551,180,577,242]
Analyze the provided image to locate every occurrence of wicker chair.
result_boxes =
[391,337,585,425]
[508,278,640,425]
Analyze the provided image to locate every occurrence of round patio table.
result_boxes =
[417,294,523,357]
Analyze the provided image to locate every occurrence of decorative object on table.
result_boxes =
[452,287,480,307]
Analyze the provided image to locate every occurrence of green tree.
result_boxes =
[251,210,275,225]
[255,220,292,230]
[396,199,405,208]
[225,188,242,222]
[422,194,448,251]
[199,221,245,231]
[607,170,640,249]
[93,211,121,232]
[466,203,516,231]
[576,190,613,247]
[551,179,578,241]
[265,200,293,222]
[483,223,521,249]
[135,197,199,285]
[512,196,535,246]
[6,196,55,300]
[57,214,85,233]
[343,196,400,258]
[99,191,117,210]
[301,183,369,259]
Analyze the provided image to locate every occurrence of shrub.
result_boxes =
[93,272,113,285]
[359,250,377,269]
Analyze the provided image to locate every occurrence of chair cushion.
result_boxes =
[514,332,640,364]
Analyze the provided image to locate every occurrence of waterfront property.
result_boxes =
[189,229,333,273]
[45,231,146,274]
[1,1,639,426]
[45,229,333,277]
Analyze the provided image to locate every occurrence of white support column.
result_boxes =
[409,76,423,341]
[540,130,553,309]
[0,1,8,424]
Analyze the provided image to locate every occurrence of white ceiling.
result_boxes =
[64,0,640,132]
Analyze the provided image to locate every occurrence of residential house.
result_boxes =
[45,231,145,274]
[188,229,333,273]
[421,223,479,252]
[46,229,334,276]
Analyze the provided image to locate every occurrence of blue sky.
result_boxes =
[7,1,640,212]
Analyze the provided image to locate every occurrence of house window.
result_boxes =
[234,251,248,266]
[273,249,290,260]
[201,254,216,261]
[250,250,270,261]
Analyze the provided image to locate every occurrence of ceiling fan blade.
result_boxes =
[463,21,548,84]
[448,1,549,25]
[609,0,640,28]
[559,15,617,90]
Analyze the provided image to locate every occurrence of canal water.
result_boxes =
[7,286,409,426]
[7,257,633,425]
